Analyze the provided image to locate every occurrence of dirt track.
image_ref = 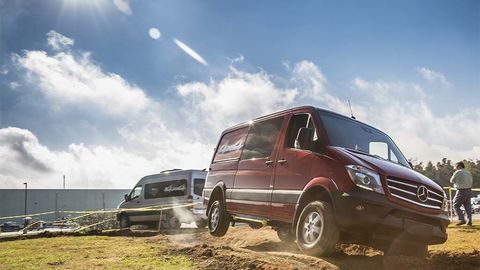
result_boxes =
[147,226,479,270]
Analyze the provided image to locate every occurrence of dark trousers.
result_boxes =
[453,189,472,223]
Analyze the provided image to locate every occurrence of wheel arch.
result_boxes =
[206,181,227,216]
[292,177,338,232]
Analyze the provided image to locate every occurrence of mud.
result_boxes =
[148,226,480,270]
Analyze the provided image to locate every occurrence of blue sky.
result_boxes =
[0,0,479,188]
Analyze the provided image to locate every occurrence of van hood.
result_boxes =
[333,147,442,190]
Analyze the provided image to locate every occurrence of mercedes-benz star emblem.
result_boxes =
[416,186,428,202]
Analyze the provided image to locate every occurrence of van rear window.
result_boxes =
[193,178,205,196]
[144,179,187,199]
[213,127,248,163]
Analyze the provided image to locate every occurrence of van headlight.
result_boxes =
[345,165,384,194]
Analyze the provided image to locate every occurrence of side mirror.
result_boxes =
[124,194,130,201]
[295,127,314,150]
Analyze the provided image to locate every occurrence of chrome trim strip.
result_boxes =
[390,193,440,209]
[427,189,443,198]
[386,178,417,188]
[388,185,416,196]
[427,197,442,204]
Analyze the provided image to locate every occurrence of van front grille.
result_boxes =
[386,178,444,210]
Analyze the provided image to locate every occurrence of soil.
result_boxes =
[145,226,480,270]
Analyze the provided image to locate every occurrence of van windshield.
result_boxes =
[318,111,409,167]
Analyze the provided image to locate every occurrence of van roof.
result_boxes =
[138,169,207,182]
[221,105,369,134]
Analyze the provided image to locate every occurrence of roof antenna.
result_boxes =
[348,100,356,119]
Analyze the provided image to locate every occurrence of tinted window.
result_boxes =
[241,117,284,160]
[213,127,248,163]
[130,186,142,199]
[193,178,205,196]
[285,114,319,151]
[144,179,188,199]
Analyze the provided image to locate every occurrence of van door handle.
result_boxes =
[265,160,274,166]
[278,159,287,165]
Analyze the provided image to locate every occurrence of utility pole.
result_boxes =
[63,175,65,190]
[23,182,28,226]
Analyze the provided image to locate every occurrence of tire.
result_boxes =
[295,201,339,256]
[195,219,208,228]
[119,215,130,229]
[276,228,295,242]
[208,200,230,237]
[167,216,181,230]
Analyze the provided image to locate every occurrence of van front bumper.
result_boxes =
[332,189,449,245]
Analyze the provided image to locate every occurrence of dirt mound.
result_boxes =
[150,226,479,270]
[166,243,339,270]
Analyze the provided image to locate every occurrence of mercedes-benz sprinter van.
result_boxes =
[118,169,207,229]
[203,106,448,257]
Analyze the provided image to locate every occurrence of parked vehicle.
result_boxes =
[0,221,21,232]
[471,196,480,214]
[203,106,449,257]
[117,169,207,229]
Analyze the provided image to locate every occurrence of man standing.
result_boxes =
[450,161,473,226]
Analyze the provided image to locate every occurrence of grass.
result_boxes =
[0,236,193,270]
[429,220,480,254]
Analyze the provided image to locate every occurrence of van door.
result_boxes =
[230,116,285,217]
[125,185,144,222]
[271,113,319,222]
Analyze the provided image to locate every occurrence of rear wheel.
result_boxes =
[296,201,339,256]
[276,228,295,242]
[208,200,230,237]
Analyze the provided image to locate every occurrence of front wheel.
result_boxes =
[296,201,339,256]
[119,215,130,229]
[208,200,230,237]
[195,219,208,228]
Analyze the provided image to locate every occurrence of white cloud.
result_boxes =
[46,30,74,51]
[351,78,479,162]
[177,66,298,130]
[416,67,450,86]
[112,0,132,15]
[173,39,209,66]
[8,81,20,89]
[14,38,150,116]
[0,67,8,75]
[0,127,154,188]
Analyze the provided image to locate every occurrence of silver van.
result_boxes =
[117,169,207,229]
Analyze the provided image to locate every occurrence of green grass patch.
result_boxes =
[0,236,193,270]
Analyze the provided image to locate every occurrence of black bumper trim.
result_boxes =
[332,189,449,245]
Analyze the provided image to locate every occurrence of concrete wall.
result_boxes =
[0,189,129,224]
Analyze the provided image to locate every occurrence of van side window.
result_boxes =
[130,186,142,199]
[145,179,187,199]
[213,127,248,163]
[193,178,205,196]
[286,114,319,151]
[241,117,284,160]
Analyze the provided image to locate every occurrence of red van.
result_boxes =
[203,106,448,256]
